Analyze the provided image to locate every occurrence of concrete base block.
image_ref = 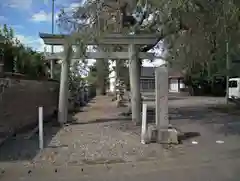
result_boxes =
[146,124,181,144]
[157,128,179,144]
[147,124,158,143]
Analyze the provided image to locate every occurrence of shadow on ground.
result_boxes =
[178,132,201,144]
[142,96,187,102]
[169,106,240,136]
[141,107,207,123]
[0,96,97,162]
[119,104,240,138]
[0,121,61,162]
[67,117,132,125]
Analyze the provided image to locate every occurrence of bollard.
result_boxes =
[38,107,44,149]
[141,103,148,144]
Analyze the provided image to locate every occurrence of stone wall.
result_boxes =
[0,77,59,139]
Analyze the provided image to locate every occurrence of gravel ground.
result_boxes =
[32,121,165,166]
[31,96,166,165]
[0,96,164,166]
[1,95,240,180]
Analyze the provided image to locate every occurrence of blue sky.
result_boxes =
[0,0,83,52]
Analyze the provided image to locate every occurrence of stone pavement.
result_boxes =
[0,95,240,180]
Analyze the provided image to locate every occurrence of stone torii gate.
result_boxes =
[39,33,159,125]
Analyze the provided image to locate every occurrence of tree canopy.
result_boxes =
[0,24,49,79]
[160,0,240,78]
[56,0,240,94]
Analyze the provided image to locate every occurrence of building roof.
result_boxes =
[168,68,184,78]
[39,33,159,46]
[141,67,155,77]
[141,66,184,78]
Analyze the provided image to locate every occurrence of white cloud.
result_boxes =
[142,41,166,67]
[31,10,60,22]
[64,2,81,12]
[30,2,84,23]
[15,34,41,49]
[43,0,49,5]
[142,59,166,67]
[56,0,84,8]
[14,33,64,53]
[31,10,52,22]
[3,0,32,9]
[0,16,7,22]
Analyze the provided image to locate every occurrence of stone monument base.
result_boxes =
[147,125,181,144]
[157,128,179,144]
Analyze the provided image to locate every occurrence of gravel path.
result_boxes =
[32,96,165,166]
[0,96,165,166]
[1,95,240,181]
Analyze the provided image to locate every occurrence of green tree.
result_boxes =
[57,0,240,96]
[57,0,161,95]
[0,24,48,78]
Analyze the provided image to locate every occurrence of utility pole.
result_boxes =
[223,2,230,105]
[226,41,230,104]
[50,0,55,79]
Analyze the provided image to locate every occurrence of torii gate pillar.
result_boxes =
[58,44,72,124]
[129,44,141,125]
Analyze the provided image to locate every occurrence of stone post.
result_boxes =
[155,65,169,143]
[58,44,72,124]
[50,59,54,79]
[129,44,141,125]
[141,103,147,144]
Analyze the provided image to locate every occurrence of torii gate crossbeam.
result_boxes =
[45,52,164,60]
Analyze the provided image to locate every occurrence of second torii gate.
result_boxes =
[39,33,159,125]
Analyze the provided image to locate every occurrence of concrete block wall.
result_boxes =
[0,78,59,138]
